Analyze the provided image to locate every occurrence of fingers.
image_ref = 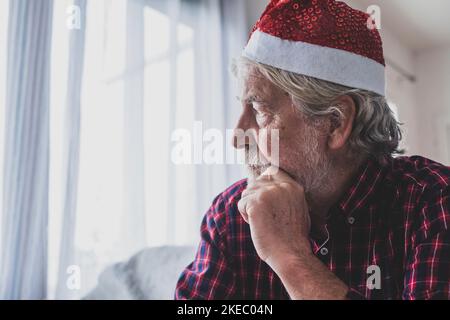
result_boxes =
[239,183,266,224]
[239,185,276,224]
[239,167,305,225]
[238,194,254,224]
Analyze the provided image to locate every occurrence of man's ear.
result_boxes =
[327,95,356,150]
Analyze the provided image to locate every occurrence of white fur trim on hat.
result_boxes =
[243,30,386,96]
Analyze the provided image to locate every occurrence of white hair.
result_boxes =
[232,56,404,164]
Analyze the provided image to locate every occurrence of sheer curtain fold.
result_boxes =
[55,0,87,300]
[0,0,54,300]
[165,0,181,245]
[122,0,147,256]
[192,0,247,223]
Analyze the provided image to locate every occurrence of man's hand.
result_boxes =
[238,167,312,268]
[238,166,349,299]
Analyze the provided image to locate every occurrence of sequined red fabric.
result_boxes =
[250,0,385,66]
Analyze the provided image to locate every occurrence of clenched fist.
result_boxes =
[238,167,312,268]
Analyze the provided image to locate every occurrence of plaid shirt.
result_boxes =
[175,156,450,300]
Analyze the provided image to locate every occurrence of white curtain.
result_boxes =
[0,0,54,300]
[48,0,248,299]
[54,0,87,300]
[0,0,10,262]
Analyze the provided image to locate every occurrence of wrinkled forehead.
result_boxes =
[237,65,276,98]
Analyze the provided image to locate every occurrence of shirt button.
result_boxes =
[320,247,329,256]
[347,216,355,225]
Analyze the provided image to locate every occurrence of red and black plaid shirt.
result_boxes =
[175,156,450,300]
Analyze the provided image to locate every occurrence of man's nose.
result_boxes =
[232,108,256,149]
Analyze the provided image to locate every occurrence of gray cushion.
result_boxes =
[83,245,197,300]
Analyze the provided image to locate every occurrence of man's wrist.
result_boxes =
[266,240,313,273]
[270,249,350,300]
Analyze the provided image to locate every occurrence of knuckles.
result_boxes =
[244,180,304,203]
[242,174,306,215]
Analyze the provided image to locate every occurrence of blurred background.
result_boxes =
[0,0,449,299]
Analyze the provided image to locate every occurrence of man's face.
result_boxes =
[233,66,332,192]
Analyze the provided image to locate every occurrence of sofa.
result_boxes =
[83,246,197,300]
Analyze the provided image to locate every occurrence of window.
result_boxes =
[142,2,196,246]
[48,0,213,298]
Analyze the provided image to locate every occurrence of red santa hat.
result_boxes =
[243,0,386,96]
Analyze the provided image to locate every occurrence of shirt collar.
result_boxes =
[336,157,387,217]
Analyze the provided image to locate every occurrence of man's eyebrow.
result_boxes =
[235,94,266,103]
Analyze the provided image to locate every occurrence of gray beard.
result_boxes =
[244,140,332,193]
[244,145,271,182]
[299,137,333,194]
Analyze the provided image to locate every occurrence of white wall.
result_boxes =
[381,29,419,157]
[245,0,266,30]
[415,46,450,164]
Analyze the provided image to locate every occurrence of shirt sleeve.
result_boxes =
[402,186,450,300]
[174,195,237,300]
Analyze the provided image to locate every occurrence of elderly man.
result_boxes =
[175,0,450,300]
